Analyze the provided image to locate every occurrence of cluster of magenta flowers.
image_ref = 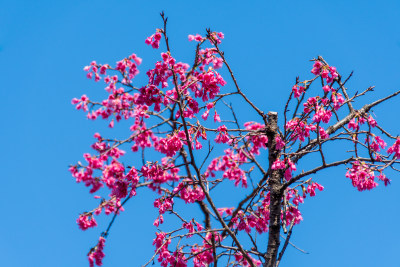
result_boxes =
[71,21,400,267]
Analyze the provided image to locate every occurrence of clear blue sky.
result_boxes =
[1,1,400,266]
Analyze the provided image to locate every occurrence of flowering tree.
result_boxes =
[70,13,400,267]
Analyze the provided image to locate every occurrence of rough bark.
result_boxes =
[264,112,283,267]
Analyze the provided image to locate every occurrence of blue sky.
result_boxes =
[1,1,400,266]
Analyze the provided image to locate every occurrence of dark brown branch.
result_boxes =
[276,219,295,267]
[264,112,282,267]
[292,89,400,164]
[283,157,354,190]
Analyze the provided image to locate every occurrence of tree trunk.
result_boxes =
[264,112,283,267]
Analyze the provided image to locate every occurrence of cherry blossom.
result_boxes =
[71,15,400,267]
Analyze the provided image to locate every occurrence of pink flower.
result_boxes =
[77,214,97,230]
[215,125,230,143]
[346,161,378,191]
[108,119,114,128]
[275,135,285,150]
[311,61,322,75]
[154,197,174,214]
[387,138,400,158]
[323,85,331,93]
[213,57,223,69]
[88,237,106,267]
[292,85,305,98]
[214,111,221,122]
[283,159,297,181]
[201,109,210,120]
[244,122,268,155]
[307,182,324,197]
[378,172,391,186]
[145,32,162,49]
[348,118,358,131]
[188,34,203,42]
[156,133,183,157]
[321,69,329,78]
[368,115,377,127]
[99,65,108,75]
[271,158,285,170]
[331,90,345,110]
[206,102,214,109]
[234,252,262,266]
[318,127,329,139]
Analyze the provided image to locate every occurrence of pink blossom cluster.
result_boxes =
[201,102,214,120]
[71,22,398,267]
[198,48,224,69]
[230,193,270,234]
[152,232,190,267]
[191,245,213,267]
[182,220,203,237]
[77,214,98,230]
[312,105,332,123]
[72,94,89,111]
[234,252,262,266]
[191,233,221,266]
[378,172,391,186]
[283,183,323,226]
[152,232,173,266]
[282,190,303,226]
[284,159,297,181]
[286,119,317,142]
[188,34,203,42]
[346,161,379,191]
[88,237,106,267]
[205,149,248,187]
[136,85,163,112]
[83,61,104,82]
[154,197,174,215]
[141,162,180,186]
[72,151,136,202]
[235,210,261,234]
[192,70,226,101]
[286,117,330,142]
[303,97,332,124]
[292,84,305,98]
[271,158,285,170]
[302,96,319,113]
[156,133,183,157]
[230,182,323,237]
[217,207,234,217]
[208,31,224,44]
[147,52,175,89]
[275,135,285,150]
[214,125,230,144]
[307,182,324,197]
[348,117,360,131]
[366,134,387,154]
[186,126,207,150]
[311,60,338,83]
[145,31,162,49]
[347,115,378,131]
[387,138,400,158]
[173,181,205,203]
[244,122,269,155]
[70,163,102,194]
[153,197,174,227]
[331,90,345,110]
[285,206,303,226]
[130,123,157,152]
[115,54,142,82]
